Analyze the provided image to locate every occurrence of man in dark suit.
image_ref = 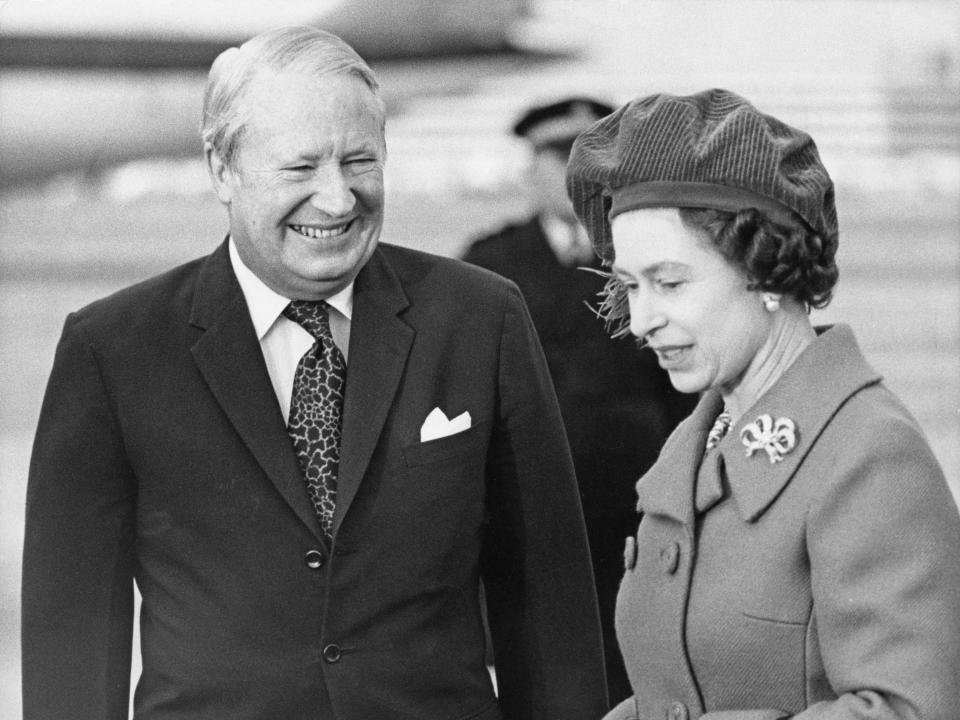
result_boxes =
[21,27,607,720]
[463,98,697,704]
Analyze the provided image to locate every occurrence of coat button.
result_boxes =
[623,536,637,570]
[659,543,680,574]
[304,549,325,569]
[668,702,688,720]
[322,644,341,663]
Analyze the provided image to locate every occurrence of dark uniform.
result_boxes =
[464,215,696,704]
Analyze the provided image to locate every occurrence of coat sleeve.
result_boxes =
[704,402,960,720]
[798,408,960,720]
[21,314,137,720]
[479,284,609,720]
[602,696,639,720]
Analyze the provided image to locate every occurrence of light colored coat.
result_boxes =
[606,324,960,720]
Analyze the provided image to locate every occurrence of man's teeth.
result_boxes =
[290,223,348,239]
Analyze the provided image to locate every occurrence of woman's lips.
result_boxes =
[651,344,690,368]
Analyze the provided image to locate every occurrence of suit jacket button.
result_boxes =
[668,702,688,720]
[659,543,679,574]
[623,536,637,570]
[322,644,342,663]
[304,549,325,569]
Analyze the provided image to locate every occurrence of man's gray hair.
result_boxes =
[200,25,384,169]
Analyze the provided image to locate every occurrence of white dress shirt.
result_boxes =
[229,239,353,423]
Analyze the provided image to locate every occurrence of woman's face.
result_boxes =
[610,207,773,396]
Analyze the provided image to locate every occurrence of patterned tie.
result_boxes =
[283,300,347,540]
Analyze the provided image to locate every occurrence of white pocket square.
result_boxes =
[420,407,472,442]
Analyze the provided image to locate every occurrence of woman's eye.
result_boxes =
[656,278,684,290]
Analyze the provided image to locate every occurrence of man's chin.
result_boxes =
[285,274,351,300]
[291,264,365,299]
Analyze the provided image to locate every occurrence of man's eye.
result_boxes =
[657,279,683,290]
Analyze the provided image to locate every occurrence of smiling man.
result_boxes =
[21,26,607,720]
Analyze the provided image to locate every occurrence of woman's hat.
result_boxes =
[565,88,838,261]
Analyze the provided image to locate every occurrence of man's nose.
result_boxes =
[308,166,356,217]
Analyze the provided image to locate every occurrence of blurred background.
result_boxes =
[1,0,957,716]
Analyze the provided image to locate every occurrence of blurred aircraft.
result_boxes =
[0,0,544,188]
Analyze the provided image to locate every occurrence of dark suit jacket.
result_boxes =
[22,240,607,720]
[463,218,696,703]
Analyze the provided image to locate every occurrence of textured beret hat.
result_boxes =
[566,88,838,261]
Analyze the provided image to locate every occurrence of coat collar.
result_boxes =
[636,324,881,524]
[635,389,722,525]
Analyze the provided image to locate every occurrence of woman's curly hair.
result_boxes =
[594,207,839,338]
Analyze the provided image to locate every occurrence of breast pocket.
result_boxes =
[402,422,489,469]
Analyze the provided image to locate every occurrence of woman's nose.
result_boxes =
[308,166,356,217]
[627,290,665,340]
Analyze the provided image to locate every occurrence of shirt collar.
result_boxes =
[539,213,571,248]
[538,213,594,264]
[229,238,353,341]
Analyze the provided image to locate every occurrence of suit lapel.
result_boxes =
[333,247,414,534]
[189,241,327,544]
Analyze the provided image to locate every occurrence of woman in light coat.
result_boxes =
[566,88,960,720]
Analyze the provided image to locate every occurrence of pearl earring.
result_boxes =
[763,295,780,313]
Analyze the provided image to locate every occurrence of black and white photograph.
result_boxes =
[2,1,958,718]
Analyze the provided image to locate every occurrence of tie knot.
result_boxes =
[284,300,333,341]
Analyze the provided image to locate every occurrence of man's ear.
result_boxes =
[204,142,234,204]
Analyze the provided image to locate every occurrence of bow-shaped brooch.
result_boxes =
[739,414,797,464]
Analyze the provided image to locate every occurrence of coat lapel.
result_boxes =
[333,247,414,534]
[188,241,326,544]
[718,324,882,522]
[636,326,882,528]
[635,391,724,525]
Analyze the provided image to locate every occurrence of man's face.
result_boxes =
[207,69,386,300]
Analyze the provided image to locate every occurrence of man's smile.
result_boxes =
[288,220,354,239]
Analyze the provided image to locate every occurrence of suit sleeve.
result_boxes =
[479,284,609,720]
[22,314,137,720]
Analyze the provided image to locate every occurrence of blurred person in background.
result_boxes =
[567,88,960,720]
[21,26,609,720]
[463,97,696,703]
